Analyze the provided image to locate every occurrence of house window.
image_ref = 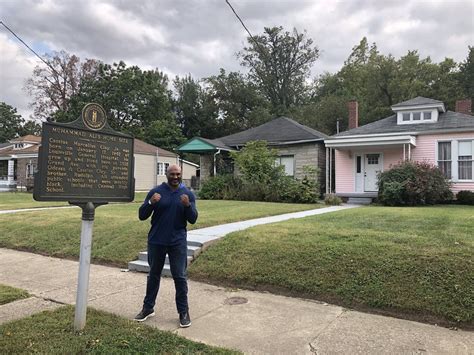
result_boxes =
[423,111,432,120]
[356,156,361,173]
[275,156,294,176]
[26,163,36,178]
[0,161,7,180]
[458,141,473,180]
[402,113,410,121]
[437,142,452,178]
[157,162,170,176]
[367,154,379,165]
[413,112,421,121]
[14,143,24,149]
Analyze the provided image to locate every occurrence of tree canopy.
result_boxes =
[0,102,24,142]
[22,31,472,148]
[238,26,319,115]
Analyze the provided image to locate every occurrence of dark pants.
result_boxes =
[143,243,188,314]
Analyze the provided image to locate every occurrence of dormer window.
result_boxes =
[14,143,24,149]
[397,110,437,124]
[391,96,445,126]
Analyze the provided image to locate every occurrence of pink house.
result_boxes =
[325,97,474,202]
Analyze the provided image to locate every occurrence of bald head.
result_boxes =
[166,164,182,189]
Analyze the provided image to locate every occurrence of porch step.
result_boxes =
[128,242,203,275]
[347,197,373,205]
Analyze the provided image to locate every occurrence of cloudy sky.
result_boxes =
[1,0,473,120]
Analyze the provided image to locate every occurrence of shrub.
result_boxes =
[456,190,474,205]
[230,141,285,185]
[198,175,242,200]
[200,142,321,204]
[378,161,453,206]
[324,193,342,205]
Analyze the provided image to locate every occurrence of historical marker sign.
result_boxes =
[34,103,134,202]
[33,103,135,331]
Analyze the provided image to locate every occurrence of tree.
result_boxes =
[230,140,283,185]
[20,120,42,136]
[173,75,219,139]
[144,119,185,152]
[457,46,474,100]
[238,26,319,115]
[314,38,467,128]
[205,69,271,135]
[290,95,348,135]
[65,61,175,138]
[25,50,100,120]
[0,102,24,142]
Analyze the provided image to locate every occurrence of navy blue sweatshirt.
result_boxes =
[139,183,198,246]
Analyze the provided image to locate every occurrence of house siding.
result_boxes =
[335,150,354,193]
[275,143,326,188]
[16,157,37,190]
[334,131,474,195]
[134,154,156,191]
[412,132,474,194]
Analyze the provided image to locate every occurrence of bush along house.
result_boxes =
[324,97,474,203]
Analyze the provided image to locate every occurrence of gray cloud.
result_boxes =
[0,0,472,119]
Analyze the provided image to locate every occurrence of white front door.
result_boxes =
[364,153,382,192]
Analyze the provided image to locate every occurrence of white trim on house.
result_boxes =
[363,152,383,192]
[9,154,38,159]
[325,135,416,148]
[436,138,474,183]
[391,103,446,113]
[396,109,438,125]
[179,159,199,168]
[266,138,325,146]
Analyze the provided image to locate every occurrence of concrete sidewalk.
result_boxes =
[1,249,472,354]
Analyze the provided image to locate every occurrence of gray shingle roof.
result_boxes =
[391,96,444,108]
[334,111,474,137]
[0,143,13,150]
[220,117,328,146]
[199,137,233,150]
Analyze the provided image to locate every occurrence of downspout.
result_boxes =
[213,149,221,177]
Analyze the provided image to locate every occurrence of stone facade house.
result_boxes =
[325,97,474,202]
[177,116,329,192]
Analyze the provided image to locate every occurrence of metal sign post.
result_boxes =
[33,103,135,332]
[72,202,105,331]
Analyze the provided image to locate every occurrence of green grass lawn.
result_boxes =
[189,205,474,327]
[0,192,69,210]
[0,284,29,305]
[0,200,321,266]
[0,192,149,211]
[0,306,238,354]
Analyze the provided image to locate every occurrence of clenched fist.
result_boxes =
[180,194,190,207]
[150,193,161,204]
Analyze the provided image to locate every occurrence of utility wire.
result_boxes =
[224,0,268,57]
[0,20,70,86]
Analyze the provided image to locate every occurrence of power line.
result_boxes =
[0,20,70,85]
[224,0,268,57]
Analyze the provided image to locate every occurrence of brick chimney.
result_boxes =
[455,99,472,115]
[347,100,359,129]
